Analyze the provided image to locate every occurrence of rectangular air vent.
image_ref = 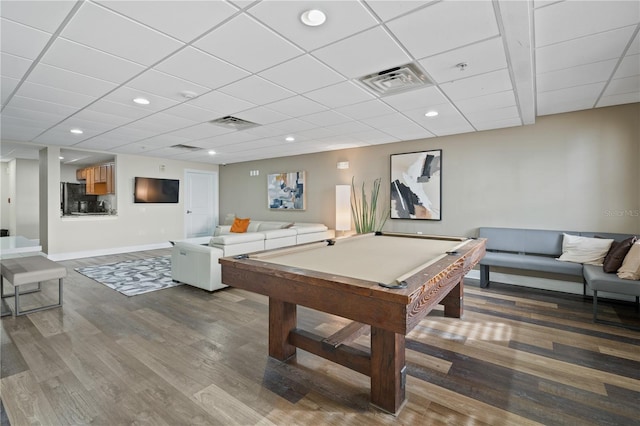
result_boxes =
[209,116,259,130]
[358,63,432,96]
[170,144,202,152]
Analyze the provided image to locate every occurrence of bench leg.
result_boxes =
[480,265,490,288]
[14,278,63,317]
[592,290,598,322]
[0,276,10,318]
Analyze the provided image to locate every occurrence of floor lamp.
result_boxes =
[335,185,351,237]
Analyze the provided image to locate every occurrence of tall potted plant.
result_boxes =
[350,177,389,233]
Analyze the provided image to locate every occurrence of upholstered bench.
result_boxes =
[1,255,66,316]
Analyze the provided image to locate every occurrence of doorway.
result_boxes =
[184,170,218,238]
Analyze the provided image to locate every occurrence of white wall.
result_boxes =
[45,152,218,257]
[14,158,39,239]
[219,104,640,236]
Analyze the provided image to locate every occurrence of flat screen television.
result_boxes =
[134,177,179,203]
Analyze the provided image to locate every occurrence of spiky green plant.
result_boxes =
[350,177,389,233]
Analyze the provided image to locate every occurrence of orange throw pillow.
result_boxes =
[230,217,250,233]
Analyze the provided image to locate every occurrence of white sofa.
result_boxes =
[171,221,334,291]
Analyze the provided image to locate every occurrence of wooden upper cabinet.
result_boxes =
[80,162,114,195]
[76,168,87,180]
[106,163,114,194]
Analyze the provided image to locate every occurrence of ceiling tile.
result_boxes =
[0,117,48,141]
[387,0,499,60]
[1,52,33,79]
[186,90,255,115]
[235,106,291,125]
[166,123,234,140]
[537,82,606,116]
[420,37,507,84]
[219,75,294,105]
[61,2,184,66]
[440,69,512,101]
[300,110,351,127]
[403,104,473,136]
[266,96,327,117]
[127,112,199,134]
[0,1,77,33]
[597,92,640,108]
[14,81,95,109]
[95,0,238,42]
[194,14,303,73]
[162,103,219,123]
[334,99,397,120]
[382,86,448,111]
[349,129,398,145]
[614,54,640,79]
[626,32,640,55]
[305,81,374,108]
[535,0,640,48]
[258,54,345,94]
[10,95,78,118]
[103,85,178,112]
[127,69,209,102]
[85,99,154,121]
[536,26,636,74]
[456,90,516,115]
[33,128,94,146]
[1,76,19,105]
[364,0,435,22]
[270,118,317,133]
[27,63,117,97]
[154,47,249,90]
[248,1,379,51]
[464,105,520,125]
[474,117,522,132]
[313,26,411,78]
[42,37,146,84]
[537,60,618,93]
[602,75,640,97]
[71,109,132,128]
[1,18,52,60]
[74,134,139,151]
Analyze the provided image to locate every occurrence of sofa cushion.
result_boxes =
[618,242,640,280]
[557,233,613,265]
[481,252,583,276]
[584,264,640,295]
[293,224,328,234]
[603,236,637,273]
[210,232,264,246]
[261,229,297,239]
[230,217,250,233]
[257,222,290,231]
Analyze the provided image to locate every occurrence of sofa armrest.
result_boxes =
[171,242,227,292]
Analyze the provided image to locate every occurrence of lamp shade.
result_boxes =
[336,185,351,232]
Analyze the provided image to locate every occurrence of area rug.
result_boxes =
[75,256,180,296]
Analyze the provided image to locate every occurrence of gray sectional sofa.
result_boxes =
[478,227,639,326]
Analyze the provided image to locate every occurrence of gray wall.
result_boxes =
[220,104,640,236]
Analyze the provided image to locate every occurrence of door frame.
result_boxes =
[184,169,218,239]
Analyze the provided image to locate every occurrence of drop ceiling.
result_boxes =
[1,0,638,165]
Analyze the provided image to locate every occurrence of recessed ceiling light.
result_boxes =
[70,128,83,134]
[208,150,216,155]
[133,97,150,105]
[59,156,64,160]
[425,111,439,118]
[285,136,295,142]
[300,9,326,26]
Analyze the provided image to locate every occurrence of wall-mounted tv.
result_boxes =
[134,177,180,203]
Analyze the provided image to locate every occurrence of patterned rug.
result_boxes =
[75,256,181,296]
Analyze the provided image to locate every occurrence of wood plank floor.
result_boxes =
[1,249,639,425]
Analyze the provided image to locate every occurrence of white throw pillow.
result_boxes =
[557,233,614,265]
[617,242,640,280]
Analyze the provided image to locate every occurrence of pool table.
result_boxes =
[219,232,486,414]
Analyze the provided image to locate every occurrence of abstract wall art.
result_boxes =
[390,150,442,220]
[267,171,305,210]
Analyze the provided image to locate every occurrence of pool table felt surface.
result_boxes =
[254,233,470,286]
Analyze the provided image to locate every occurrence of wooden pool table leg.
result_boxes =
[269,298,297,361]
[442,279,464,318]
[370,327,406,414]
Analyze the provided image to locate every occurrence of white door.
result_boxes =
[184,170,218,238]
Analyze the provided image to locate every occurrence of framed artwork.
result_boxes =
[390,150,442,220]
[267,171,305,210]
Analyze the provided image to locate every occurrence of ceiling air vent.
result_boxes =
[170,144,202,152]
[358,63,432,96]
[209,116,259,130]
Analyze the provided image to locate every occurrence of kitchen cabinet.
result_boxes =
[77,163,114,195]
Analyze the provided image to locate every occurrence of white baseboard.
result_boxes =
[47,242,172,261]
